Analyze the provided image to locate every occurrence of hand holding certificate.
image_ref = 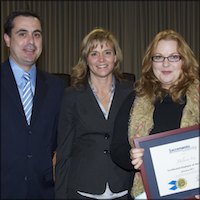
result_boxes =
[134,125,200,199]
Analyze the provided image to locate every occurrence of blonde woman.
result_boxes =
[55,28,134,199]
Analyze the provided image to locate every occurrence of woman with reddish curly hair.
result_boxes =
[111,29,199,199]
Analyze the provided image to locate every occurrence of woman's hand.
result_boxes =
[130,147,144,170]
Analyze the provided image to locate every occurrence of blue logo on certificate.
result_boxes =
[168,178,187,190]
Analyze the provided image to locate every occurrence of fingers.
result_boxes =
[134,134,140,139]
[131,158,143,169]
[130,148,144,159]
[130,148,144,170]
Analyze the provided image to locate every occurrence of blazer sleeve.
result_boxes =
[55,87,76,199]
[110,91,135,171]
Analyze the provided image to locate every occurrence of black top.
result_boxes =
[110,91,186,171]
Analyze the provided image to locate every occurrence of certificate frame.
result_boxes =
[134,124,199,199]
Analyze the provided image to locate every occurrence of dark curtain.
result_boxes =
[1,0,199,80]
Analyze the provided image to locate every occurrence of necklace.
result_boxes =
[97,89,112,101]
[89,80,113,102]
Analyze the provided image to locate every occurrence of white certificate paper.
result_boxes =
[150,137,199,197]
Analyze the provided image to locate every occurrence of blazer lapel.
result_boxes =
[79,83,120,131]
[2,62,25,118]
[107,81,125,121]
[30,70,48,124]
[78,84,109,127]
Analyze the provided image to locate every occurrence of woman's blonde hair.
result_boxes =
[135,29,199,103]
[71,28,123,88]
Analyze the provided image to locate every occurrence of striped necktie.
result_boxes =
[22,72,33,125]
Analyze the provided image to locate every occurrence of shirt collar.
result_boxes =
[9,57,36,88]
[88,75,116,93]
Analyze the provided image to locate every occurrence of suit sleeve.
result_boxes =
[55,88,75,199]
[110,91,135,171]
[52,79,65,151]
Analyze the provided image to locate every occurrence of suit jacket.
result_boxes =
[55,79,134,199]
[1,60,65,199]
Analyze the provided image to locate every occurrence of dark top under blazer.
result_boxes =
[55,79,134,199]
[1,60,65,199]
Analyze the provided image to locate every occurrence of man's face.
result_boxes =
[4,15,42,70]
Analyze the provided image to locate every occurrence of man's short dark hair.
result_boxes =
[4,11,42,37]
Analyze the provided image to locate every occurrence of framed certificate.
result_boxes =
[134,124,199,199]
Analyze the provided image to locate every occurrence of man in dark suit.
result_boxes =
[1,11,65,199]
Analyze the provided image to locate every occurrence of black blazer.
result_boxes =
[55,80,134,199]
[1,60,65,199]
